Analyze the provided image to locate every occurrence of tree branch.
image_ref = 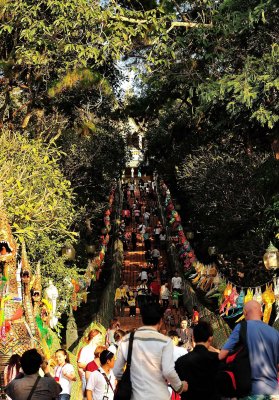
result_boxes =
[167,21,213,33]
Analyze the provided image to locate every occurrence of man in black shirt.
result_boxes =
[175,321,220,400]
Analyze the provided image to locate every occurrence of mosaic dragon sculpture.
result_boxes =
[0,189,41,372]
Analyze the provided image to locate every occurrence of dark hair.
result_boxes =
[6,354,21,382]
[141,303,163,326]
[193,321,213,343]
[193,305,198,311]
[100,350,114,366]
[55,349,70,363]
[21,349,42,375]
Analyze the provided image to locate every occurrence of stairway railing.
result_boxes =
[94,179,123,328]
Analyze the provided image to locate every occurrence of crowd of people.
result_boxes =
[3,178,279,400]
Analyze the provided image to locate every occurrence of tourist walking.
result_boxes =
[175,321,220,400]
[127,292,136,317]
[176,320,193,352]
[77,328,103,393]
[134,207,141,224]
[136,280,149,309]
[143,230,151,251]
[5,349,61,400]
[86,350,116,400]
[143,210,150,227]
[168,331,188,362]
[160,282,171,310]
[114,283,127,317]
[105,319,120,347]
[219,300,279,396]
[4,354,21,400]
[131,229,137,251]
[113,303,188,400]
[171,271,182,294]
[160,265,169,285]
[54,349,76,400]
[85,345,106,383]
[154,223,162,247]
[151,247,160,270]
[150,278,161,303]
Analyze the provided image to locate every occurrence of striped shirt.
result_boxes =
[113,326,182,400]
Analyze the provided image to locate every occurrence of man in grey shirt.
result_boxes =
[5,349,61,400]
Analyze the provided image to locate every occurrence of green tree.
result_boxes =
[0,130,80,311]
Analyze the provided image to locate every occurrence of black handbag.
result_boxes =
[114,331,135,400]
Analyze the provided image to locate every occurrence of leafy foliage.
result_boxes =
[0,129,80,311]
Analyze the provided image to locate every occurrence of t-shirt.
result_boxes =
[172,276,182,289]
[54,363,75,395]
[138,224,146,234]
[222,320,279,395]
[140,271,148,281]
[128,298,136,306]
[161,285,171,300]
[154,227,161,235]
[143,212,150,220]
[86,367,116,400]
[85,360,99,373]
[172,291,182,300]
[143,232,149,240]
[150,281,161,296]
[137,284,148,296]
[5,374,61,400]
[173,345,188,362]
[114,287,127,302]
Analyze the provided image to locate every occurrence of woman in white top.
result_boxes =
[86,350,116,400]
[54,349,76,400]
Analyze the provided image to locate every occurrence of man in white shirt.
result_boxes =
[113,304,188,400]
[171,271,182,293]
[86,350,116,400]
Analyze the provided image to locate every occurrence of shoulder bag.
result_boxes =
[26,375,41,400]
[114,331,135,400]
[216,320,251,398]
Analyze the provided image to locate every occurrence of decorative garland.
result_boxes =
[160,181,279,325]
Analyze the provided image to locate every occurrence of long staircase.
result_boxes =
[115,178,178,332]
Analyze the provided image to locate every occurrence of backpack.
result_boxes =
[216,320,251,398]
